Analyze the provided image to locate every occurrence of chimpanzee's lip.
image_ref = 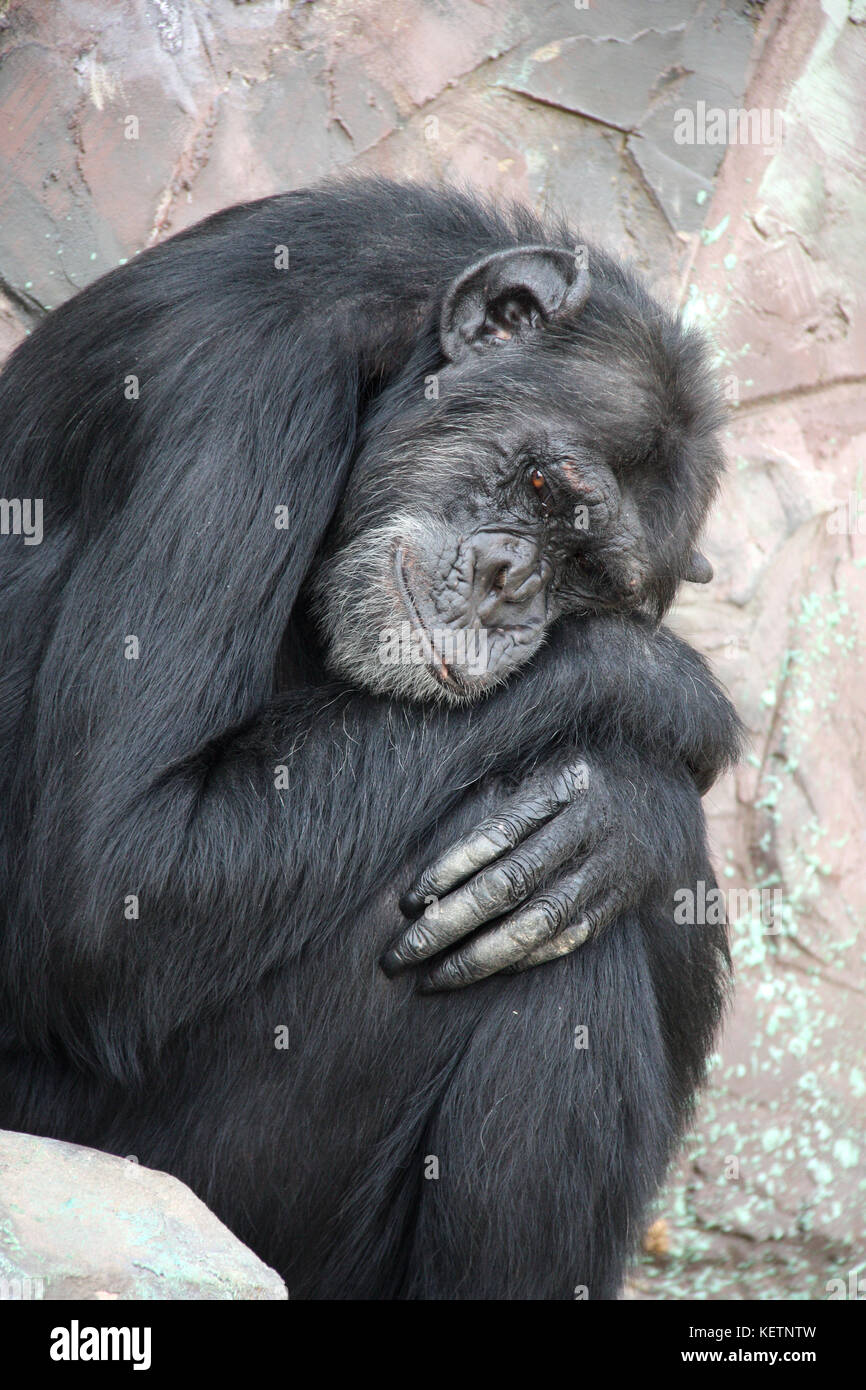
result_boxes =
[393,546,468,693]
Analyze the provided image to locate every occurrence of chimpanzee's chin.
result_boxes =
[424,663,498,706]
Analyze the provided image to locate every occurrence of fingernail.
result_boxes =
[379,948,405,978]
[398,889,426,919]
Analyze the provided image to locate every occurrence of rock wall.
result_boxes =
[0,0,863,1300]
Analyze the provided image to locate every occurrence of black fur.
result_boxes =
[0,179,740,1299]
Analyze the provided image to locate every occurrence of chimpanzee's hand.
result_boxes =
[381,756,692,991]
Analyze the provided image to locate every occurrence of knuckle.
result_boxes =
[585,890,624,936]
[568,759,592,795]
[478,811,517,845]
[412,867,437,901]
[554,759,591,802]
[499,920,541,957]
[559,923,590,955]
[498,854,538,904]
[481,818,518,854]
[469,854,536,912]
[583,909,605,937]
[534,893,570,936]
[463,875,499,916]
[401,921,441,960]
[437,955,477,989]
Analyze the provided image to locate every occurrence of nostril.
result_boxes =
[471,534,546,605]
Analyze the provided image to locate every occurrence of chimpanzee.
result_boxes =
[0,178,740,1299]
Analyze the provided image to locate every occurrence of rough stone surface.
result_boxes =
[0,1130,287,1300]
[632,0,866,1302]
[0,0,863,1302]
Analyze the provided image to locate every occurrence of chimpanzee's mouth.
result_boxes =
[393,547,471,694]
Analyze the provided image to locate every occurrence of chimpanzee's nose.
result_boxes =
[470,532,550,623]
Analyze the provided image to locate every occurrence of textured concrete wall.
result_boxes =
[1,0,864,1301]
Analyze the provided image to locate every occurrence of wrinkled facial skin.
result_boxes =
[311,323,721,705]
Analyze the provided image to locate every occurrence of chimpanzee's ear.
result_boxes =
[439,246,591,362]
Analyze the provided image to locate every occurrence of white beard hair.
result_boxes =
[310,512,487,705]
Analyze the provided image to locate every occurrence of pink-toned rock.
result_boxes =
[0,1129,287,1301]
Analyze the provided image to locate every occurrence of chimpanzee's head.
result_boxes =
[312,243,723,704]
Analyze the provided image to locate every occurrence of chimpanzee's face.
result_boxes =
[312,245,721,704]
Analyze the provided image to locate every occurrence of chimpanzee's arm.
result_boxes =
[382,614,742,987]
[7,609,737,1068]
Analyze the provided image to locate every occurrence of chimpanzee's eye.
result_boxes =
[527,466,554,513]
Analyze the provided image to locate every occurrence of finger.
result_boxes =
[399,759,589,917]
[506,887,627,973]
[382,808,592,976]
[416,865,595,992]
